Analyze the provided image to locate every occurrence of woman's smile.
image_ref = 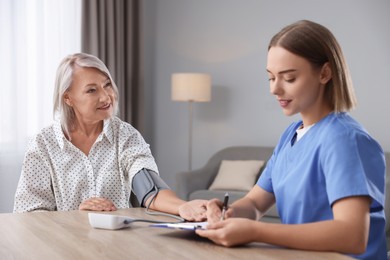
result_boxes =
[278,99,292,108]
[98,103,111,110]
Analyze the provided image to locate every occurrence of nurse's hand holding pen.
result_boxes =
[196,193,258,247]
[204,193,232,224]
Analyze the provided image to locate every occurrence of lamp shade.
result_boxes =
[171,73,211,102]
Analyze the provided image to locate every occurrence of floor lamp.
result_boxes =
[171,73,211,171]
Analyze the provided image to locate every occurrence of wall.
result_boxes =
[2,1,388,213]
[143,0,390,192]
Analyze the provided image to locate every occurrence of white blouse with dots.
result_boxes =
[13,116,158,212]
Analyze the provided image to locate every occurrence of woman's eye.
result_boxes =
[268,78,275,82]
[285,78,296,83]
[87,89,96,93]
[104,83,112,88]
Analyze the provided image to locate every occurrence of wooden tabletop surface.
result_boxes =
[0,208,353,259]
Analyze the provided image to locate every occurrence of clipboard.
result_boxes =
[150,221,208,230]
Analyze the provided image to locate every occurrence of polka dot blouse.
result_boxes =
[13,116,158,212]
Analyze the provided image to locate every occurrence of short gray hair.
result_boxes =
[53,53,119,138]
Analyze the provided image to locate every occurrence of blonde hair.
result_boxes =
[53,53,119,138]
[269,20,356,112]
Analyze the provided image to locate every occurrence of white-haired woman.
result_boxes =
[14,53,207,222]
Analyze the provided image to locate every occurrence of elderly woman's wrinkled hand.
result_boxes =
[178,199,208,222]
[79,197,117,211]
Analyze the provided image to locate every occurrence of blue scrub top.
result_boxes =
[257,112,387,259]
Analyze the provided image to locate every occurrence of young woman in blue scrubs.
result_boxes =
[196,20,387,259]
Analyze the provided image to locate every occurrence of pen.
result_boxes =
[220,192,229,221]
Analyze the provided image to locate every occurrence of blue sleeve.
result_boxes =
[322,129,385,212]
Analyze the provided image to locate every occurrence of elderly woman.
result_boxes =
[14,53,206,221]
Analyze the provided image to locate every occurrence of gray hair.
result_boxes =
[53,53,119,138]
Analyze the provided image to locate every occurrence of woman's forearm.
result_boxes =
[251,219,368,254]
[249,196,370,254]
[230,185,276,221]
[231,197,264,220]
[146,189,185,215]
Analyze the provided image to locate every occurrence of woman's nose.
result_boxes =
[270,79,283,96]
[99,88,111,102]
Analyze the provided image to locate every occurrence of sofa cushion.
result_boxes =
[209,160,265,191]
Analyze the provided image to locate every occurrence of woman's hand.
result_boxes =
[178,199,208,221]
[196,218,257,247]
[206,198,234,224]
[79,197,117,211]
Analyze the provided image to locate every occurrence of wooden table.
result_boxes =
[0,208,353,259]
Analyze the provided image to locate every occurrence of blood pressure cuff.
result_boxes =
[132,168,170,207]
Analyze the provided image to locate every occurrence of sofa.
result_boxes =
[176,146,279,222]
[176,146,390,243]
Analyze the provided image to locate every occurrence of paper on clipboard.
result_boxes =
[150,221,208,230]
